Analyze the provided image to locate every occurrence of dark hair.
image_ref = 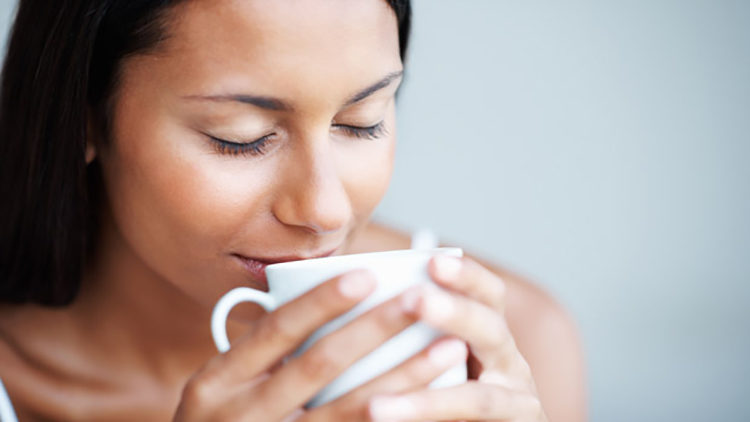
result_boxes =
[0,0,411,306]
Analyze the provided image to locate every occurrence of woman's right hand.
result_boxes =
[173,269,468,421]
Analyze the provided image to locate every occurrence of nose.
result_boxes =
[271,136,352,235]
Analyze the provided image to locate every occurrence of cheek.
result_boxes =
[99,110,272,288]
[338,120,396,219]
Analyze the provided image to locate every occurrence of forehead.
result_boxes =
[154,0,402,99]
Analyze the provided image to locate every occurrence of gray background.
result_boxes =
[1,1,748,421]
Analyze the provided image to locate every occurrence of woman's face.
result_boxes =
[96,0,402,305]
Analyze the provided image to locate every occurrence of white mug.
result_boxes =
[211,247,467,408]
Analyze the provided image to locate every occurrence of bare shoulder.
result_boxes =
[351,221,578,340]
[353,221,587,421]
[351,221,571,324]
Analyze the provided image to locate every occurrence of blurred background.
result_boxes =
[1,0,748,420]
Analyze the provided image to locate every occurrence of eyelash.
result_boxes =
[207,121,387,157]
[333,121,388,140]
[208,134,274,157]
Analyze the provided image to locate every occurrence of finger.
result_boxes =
[429,256,506,311]
[205,270,377,386]
[367,382,544,421]
[355,337,468,397]
[301,337,468,422]
[234,290,420,420]
[402,285,529,377]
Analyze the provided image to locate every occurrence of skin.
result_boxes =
[0,0,586,421]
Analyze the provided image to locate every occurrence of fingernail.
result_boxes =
[369,396,417,420]
[400,286,422,313]
[422,288,454,322]
[433,255,462,281]
[338,271,374,299]
[428,339,468,367]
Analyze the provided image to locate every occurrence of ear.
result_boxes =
[85,108,98,164]
[85,140,97,164]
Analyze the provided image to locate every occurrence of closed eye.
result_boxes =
[206,133,275,156]
[333,121,387,140]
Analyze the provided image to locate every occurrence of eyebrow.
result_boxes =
[344,70,404,105]
[182,70,404,111]
[183,93,290,111]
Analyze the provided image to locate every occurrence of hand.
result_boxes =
[173,269,469,421]
[366,256,547,422]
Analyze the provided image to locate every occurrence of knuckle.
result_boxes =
[258,312,298,345]
[477,385,503,415]
[371,301,401,326]
[470,384,512,416]
[493,277,507,304]
[301,402,365,422]
[530,396,544,413]
[400,357,433,386]
[496,333,515,355]
[512,356,533,378]
[355,300,402,334]
[520,394,544,417]
[465,258,507,308]
[483,318,509,351]
[479,275,506,308]
[181,373,217,405]
[300,343,342,381]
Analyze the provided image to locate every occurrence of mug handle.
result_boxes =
[211,287,277,353]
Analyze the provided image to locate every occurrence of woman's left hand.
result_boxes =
[367,255,548,422]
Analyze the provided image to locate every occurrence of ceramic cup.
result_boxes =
[210,247,467,407]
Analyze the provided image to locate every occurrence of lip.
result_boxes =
[233,248,339,289]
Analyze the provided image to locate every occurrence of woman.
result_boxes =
[0,0,586,420]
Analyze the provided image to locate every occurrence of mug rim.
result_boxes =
[265,247,462,273]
